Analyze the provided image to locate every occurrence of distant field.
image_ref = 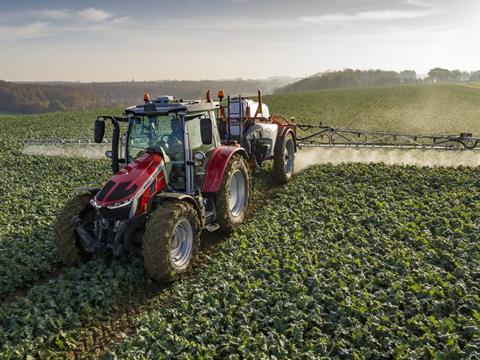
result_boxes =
[2,84,479,139]
[266,84,480,135]
[464,82,480,90]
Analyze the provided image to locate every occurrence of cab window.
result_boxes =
[187,114,216,155]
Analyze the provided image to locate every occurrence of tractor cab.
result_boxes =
[123,95,221,193]
[95,95,221,195]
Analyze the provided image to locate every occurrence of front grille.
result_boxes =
[99,203,132,220]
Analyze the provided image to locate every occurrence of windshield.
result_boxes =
[127,114,186,189]
[127,114,182,158]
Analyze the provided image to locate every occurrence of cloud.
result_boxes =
[405,0,434,8]
[78,8,113,22]
[1,21,50,41]
[111,16,132,25]
[181,7,438,33]
[300,9,436,23]
[36,9,70,19]
[1,7,130,42]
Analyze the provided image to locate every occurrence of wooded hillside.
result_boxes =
[0,78,297,114]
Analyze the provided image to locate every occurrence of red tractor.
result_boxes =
[54,90,297,282]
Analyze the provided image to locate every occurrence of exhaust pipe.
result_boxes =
[111,118,120,174]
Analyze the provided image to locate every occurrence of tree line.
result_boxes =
[0,78,297,114]
[2,69,480,114]
[276,68,480,93]
[276,69,418,93]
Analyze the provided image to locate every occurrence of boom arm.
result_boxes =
[297,124,480,151]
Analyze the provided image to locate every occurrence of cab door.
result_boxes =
[186,112,217,191]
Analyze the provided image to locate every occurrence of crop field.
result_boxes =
[0,84,479,358]
[266,84,480,134]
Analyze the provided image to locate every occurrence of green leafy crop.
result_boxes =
[106,164,480,358]
[0,84,479,358]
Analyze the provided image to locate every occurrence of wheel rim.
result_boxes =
[284,137,295,177]
[170,218,193,268]
[228,169,247,217]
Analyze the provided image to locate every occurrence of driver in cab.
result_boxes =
[163,117,185,186]
[166,117,184,159]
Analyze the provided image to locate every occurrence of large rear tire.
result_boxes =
[54,193,92,266]
[215,155,249,233]
[143,202,200,283]
[274,132,295,184]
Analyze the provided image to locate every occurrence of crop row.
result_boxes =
[0,162,276,359]
[1,86,479,357]
[0,110,119,298]
[0,153,110,298]
[103,164,480,358]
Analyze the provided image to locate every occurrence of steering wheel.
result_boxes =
[155,134,182,157]
[160,134,170,143]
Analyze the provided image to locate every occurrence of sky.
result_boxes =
[0,0,479,82]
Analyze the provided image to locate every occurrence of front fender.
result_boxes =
[155,192,204,227]
[201,146,248,195]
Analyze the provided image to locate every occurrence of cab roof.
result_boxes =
[125,96,219,116]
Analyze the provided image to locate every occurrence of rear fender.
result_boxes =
[201,146,248,195]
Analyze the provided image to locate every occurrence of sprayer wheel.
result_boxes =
[54,193,93,266]
[274,132,295,184]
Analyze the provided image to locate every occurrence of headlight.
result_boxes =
[106,198,133,209]
[90,199,101,208]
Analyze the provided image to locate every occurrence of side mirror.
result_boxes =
[94,119,105,143]
[200,118,213,145]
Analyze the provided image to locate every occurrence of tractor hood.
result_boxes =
[92,151,166,209]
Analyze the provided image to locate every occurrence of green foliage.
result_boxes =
[0,109,119,298]
[106,164,480,358]
[0,154,110,298]
[0,84,479,357]
[0,258,144,358]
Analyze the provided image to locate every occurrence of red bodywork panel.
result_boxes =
[201,146,247,194]
[94,151,167,214]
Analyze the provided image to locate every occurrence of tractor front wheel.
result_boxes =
[215,155,249,233]
[142,202,200,283]
[54,193,93,266]
[273,132,295,184]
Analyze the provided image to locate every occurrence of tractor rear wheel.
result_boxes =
[274,132,295,184]
[142,202,200,283]
[54,193,92,266]
[215,155,249,233]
